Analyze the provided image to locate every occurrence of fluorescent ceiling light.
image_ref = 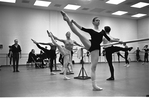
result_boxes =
[106,0,126,5]
[0,0,16,3]
[131,13,147,18]
[34,0,51,7]
[112,11,128,15]
[131,2,149,8]
[64,4,81,10]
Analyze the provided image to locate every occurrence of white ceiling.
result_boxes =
[0,0,149,20]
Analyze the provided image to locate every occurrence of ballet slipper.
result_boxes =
[60,11,69,21]
[47,31,52,37]
[64,77,70,80]
[31,39,37,44]
[92,87,103,91]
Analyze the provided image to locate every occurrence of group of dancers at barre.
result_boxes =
[30,11,134,91]
[5,11,148,91]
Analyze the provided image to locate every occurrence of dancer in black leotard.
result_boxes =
[123,43,130,67]
[142,45,149,64]
[102,26,133,80]
[31,39,57,75]
[60,11,122,91]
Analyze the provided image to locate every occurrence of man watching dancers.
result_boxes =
[11,39,21,72]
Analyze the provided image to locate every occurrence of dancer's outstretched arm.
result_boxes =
[73,41,83,47]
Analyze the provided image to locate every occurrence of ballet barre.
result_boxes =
[101,38,149,47]
[74,48,91,80]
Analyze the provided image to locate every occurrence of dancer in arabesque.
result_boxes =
[60,11,123,91]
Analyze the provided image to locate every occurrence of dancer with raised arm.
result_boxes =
[47,31,73,80]
[102,26,133,80]
[31,39,56,74]
[60,11,123,91]
[50,31,82,74]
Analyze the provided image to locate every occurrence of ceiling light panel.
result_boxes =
[64,4,81,10]
[112,11,128,15]
[131,13,147,18]
[106,0,126,5]
[34,0,51,7]
[0,0,16,3]
[131,2,149,8]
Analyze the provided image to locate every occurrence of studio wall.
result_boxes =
[0,5,140,64]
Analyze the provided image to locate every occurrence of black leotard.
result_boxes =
[81,27,111,52]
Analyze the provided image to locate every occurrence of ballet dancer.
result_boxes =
[102,26,133,80]
[31,39,56,75]
[123,43,131,67]
[50,31,82,74]
[142,45,149,65]
[135,47,141,62]
[47,31,73,80]
[60,11,123,91]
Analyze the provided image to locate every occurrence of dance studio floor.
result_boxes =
[0,62,149,97]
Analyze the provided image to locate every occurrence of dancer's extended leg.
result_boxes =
[60,11,90,50]
[47,31,70,80]
[61,11,103,91]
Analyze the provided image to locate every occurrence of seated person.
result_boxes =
[36,50,46,68]
[27,49,37,66]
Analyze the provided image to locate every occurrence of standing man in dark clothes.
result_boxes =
[31,39,57,75]
[11,39,21,72]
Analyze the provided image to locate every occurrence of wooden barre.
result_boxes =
[101,38,149,47]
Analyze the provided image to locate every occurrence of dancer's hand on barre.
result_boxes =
[118,40,124,44]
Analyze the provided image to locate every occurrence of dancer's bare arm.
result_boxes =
[73,41,83,47]
[108,34,123,43]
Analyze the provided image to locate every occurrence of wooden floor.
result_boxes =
[0,62,149,97]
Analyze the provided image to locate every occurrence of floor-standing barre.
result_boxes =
[101,38,149,47]
[74,48,91,80]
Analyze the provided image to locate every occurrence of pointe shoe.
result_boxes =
[47,32,52,37]
[126,64,130,67]
[93,87,103,91]
[31,39,37,44]
[60,11,69,21]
